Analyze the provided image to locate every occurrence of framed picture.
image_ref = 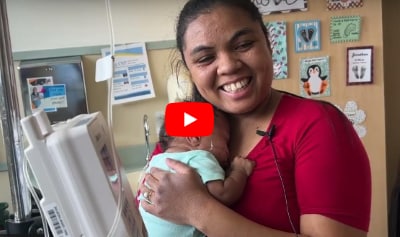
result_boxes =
[300,56,330,98]
[347,46,373,85]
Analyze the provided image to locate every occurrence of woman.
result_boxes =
[140,0,371,236]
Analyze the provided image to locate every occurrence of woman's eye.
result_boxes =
[196,55,214,64]
[235,41,253,51]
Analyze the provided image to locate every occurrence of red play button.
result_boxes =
[165,102,214,136]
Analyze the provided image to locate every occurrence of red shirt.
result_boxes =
[232,93,371,232]
[147,93,371,233]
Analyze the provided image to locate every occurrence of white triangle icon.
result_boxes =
[184,112,197,127]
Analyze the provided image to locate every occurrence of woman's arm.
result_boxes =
[140,159,366,237]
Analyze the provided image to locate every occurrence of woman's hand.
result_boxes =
[140,158,210,225]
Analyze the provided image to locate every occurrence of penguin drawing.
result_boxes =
[301,64,328,96]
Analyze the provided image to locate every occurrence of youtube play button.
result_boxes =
[165,102,214,136]
[184,112,197,127]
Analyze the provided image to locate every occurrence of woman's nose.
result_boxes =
[216,52,241,75]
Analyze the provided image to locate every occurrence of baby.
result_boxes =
[139,108,254,237]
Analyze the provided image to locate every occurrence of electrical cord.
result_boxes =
[23,155,50,237]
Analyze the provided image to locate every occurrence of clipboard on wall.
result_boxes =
[19,56,88,124]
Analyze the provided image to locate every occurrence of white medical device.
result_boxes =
[20,110,147,237]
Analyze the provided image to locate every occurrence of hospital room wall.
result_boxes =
[86,1,389,235]
[0,0,391,236]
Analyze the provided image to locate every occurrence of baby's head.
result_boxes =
[159,107,230,166]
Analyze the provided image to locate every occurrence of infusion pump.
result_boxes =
[21,111,147,237]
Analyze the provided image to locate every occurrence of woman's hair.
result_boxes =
[176,0,269,67]
[158,122,173,152]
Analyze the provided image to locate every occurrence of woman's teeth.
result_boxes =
[222,78,250,92]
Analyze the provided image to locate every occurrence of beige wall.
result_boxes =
[0,111,11,210]
[0,1,391,236]
[81,49,173,146]
[0,172,12,210]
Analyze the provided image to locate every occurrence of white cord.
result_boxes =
[104,0,124,236]
[105,0,115,56]
[22,156,50,237]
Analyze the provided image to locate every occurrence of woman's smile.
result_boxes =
[221,77,251,93]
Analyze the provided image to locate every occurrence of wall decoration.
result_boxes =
[330,16,361,43]
[102,42,156,105]
[251,0,307,15]
[265,21,288,79]
[347,46,373,85]
[26,76,68,113]
[327,0,363,10]
[336,100,367,138]
[299,56,330,98]
[294,20,321,53]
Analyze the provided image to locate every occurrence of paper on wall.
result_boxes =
[102,42,156,105]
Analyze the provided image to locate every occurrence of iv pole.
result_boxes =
[0,0,44,235]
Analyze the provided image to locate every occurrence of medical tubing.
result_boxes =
[104,0,124,236]
[23,156,50,237]
[106,0,115,56]
[106,70,124,237]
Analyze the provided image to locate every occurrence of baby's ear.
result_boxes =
[186,137,201,147]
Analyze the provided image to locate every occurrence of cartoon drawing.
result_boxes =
[301,64,328,96]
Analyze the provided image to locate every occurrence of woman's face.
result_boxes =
[182,5,273,115]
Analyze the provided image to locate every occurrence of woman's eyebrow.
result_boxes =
[190,45,213,56]
[189,28,254,56]
[229,27,254,44]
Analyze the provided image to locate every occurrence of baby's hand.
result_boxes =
[230,156,255,177]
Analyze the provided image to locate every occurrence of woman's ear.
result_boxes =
[186,137,201,147]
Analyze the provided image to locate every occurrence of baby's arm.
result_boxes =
[206,156,254,206]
